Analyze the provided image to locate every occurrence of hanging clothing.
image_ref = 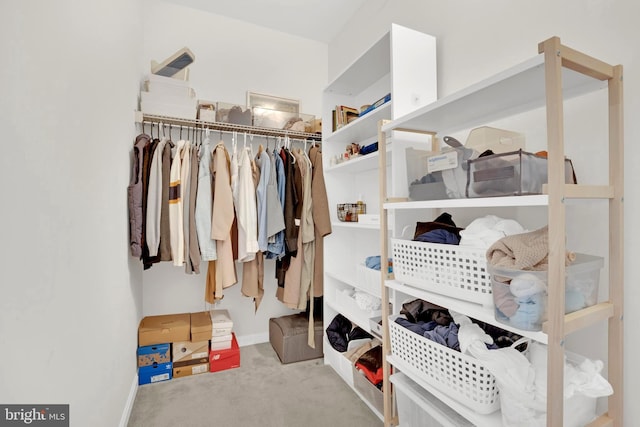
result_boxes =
[211,143,237,296]
[128,134,150,257]
[255,148,270,252]
[294,148,315,311]
[195,139,217,261]
[265,149,285,242]
[158,140,174,262]
[169,140,187,266]
[186,144,201,274]
[146,138,166,257]
[281,151,304,308]
[141,138,161,270]
[242,160,264,311]
[309,145,331,298]
[181,141,192,270]
[266,149,286,259]
[236,147,259,262]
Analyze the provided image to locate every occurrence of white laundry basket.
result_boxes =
[388,315,500,414]
[391,238,493,306]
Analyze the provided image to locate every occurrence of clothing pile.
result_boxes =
[394,299,523,352]
[128,135,331,331]
[325,314,374,353]
[347,341,383,390]
[455,310,613,427]
[486,226,577,330]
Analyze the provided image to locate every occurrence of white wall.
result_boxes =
[140,1,328,344]
[0,1,144,426]
[332,0,640,423]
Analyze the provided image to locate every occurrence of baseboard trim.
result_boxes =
[236,332,269,347]
[119,373,138,427]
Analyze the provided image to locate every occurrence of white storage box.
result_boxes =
[369,316,383,338]
[210,310,233,337]
[391,238,493,306]
[389,315,500,414]
[355,263,382,298]
[391,372,475,427]
[323,337,354,387]
[140,99,197,120]
[352,365,383,415]
[489,253,603,331]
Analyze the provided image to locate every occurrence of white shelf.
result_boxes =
[382,54,607,136]
[387,280,548,344]
[384,194,549,210]
[324,32,390,96]
[330,221,383,230]
[326,268,357,287]
[323,339,384,422]
[325,102,392,144]
[325,144,392,174]
[326,299,380,335]
[387,355,504,427]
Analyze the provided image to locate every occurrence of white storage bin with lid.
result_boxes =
[391,238,493,306]
[488,253,603,331]
[210,309,233,337]
[391,372,475,427]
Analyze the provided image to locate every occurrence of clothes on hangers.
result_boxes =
[128,134,151,257]
[129,129,330,317]
[169,140,187,266]
[210,143,237,295]
[195,139,217,261]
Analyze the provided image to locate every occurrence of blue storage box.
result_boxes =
[137,343,170,367]
[138,362,172,385]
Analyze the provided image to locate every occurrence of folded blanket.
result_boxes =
[486,226,575,270]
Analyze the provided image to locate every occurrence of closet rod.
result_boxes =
[135,111,321,141]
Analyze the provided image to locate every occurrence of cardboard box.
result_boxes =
[137,343,170,367]
[172,340,210,364]
[209,333,240,373]
[190,312,212,342]
[138,362,172,385]
[210,310,233,337]
[138,313,190,347]
[173,362,209,379]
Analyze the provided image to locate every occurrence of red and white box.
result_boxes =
[209,333,240,373]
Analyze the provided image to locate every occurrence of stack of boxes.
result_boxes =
[137,313,190,385]
[209,310,240,373]
[140,74,198,120]
[172,312,211,379]
[136,310,241,385]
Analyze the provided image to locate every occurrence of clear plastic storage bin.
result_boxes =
[488,253,603,331]
[406,148,448,201]
[466,149,576,198]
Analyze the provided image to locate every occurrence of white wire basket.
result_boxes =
[390,238,493,306]
[388,315,501,414]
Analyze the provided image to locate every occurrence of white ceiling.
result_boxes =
[165,0,369,43]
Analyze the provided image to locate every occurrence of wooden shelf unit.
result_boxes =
[377,36,624,427]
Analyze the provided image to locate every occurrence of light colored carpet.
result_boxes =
[128,342,383,427]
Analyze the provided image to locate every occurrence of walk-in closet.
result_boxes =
[2,1,637,426]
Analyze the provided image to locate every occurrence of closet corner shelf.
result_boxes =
[383,194,549,210]
[324,102,392,144]
[326,145,392,174]
[386,280,548,344]
[331,221,386,230]
[135,111,322,141]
